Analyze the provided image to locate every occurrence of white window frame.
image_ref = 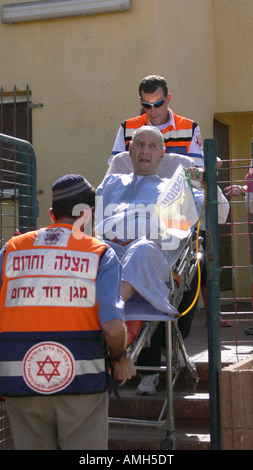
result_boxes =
[1,0,131,24]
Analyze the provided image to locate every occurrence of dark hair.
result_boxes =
[52,186,96,220]
[139,75,169,97]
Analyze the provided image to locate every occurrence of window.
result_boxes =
[0,85,33,189]
[0,85,32,142]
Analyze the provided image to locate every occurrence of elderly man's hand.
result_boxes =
[186,167,205,188]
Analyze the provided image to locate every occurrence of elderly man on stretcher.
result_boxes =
[95,126,229,395]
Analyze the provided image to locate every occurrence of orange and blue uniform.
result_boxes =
[110,109,204,166]
[0,224,124,397]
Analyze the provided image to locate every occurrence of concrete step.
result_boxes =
[109,388,210,421]
[109,362,210,450]
[109,419,210,450]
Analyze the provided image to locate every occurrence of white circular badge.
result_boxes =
[23,342,75,394]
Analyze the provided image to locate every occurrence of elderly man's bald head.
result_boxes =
[129,126,165,176]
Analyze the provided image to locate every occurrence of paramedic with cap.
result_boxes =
[0,173,135,450]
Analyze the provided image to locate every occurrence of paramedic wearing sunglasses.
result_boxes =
[110,74,204,168]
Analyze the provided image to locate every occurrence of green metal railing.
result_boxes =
[0,133,37,450]
[0,133,37,249]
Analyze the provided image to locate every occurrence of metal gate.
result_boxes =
[0,133,37,450]
[0,133,37,246]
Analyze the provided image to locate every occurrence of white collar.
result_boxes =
[147,108,174,130]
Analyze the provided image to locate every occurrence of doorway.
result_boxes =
[213,118,232,290]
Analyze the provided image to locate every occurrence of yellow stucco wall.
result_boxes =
[213,0,253,113]
[0,0,216,227]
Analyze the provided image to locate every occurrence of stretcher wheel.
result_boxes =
[126,320,143,347]
[186,375,198,392]
[160,432,176,450]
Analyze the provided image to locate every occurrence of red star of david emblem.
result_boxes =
[194,131,202,150]
[37,355,61,382]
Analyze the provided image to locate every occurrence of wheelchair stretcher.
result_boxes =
[109,230,202,450]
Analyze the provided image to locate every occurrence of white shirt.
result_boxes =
[109,109,204,167]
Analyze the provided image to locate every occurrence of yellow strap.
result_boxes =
[179,180,207,316]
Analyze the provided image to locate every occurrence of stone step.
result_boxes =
[109,388,210,421]
[109,419,210,450]
[108,362,210,450]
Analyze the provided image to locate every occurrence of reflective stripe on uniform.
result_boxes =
[0,358,105,377]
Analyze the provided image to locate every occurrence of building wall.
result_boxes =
[0,0,217,226]
[213,0,253,113]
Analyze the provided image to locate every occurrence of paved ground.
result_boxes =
[184,303,253,365]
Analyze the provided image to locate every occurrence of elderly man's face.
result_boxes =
[129,128,165,176]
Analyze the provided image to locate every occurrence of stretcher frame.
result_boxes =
[109,232,201,450]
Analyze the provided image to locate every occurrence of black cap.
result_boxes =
[52,174,92,202]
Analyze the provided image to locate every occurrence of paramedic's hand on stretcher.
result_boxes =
[186,167,205,188]
[111,354,136,381]
[102,319,136,381]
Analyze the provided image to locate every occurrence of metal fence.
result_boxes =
[218,157,253,353]
[0,133,37,248]
[0,133,37,450]
[0,402,13,450]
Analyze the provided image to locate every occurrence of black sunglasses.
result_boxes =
[140,98,166,110]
